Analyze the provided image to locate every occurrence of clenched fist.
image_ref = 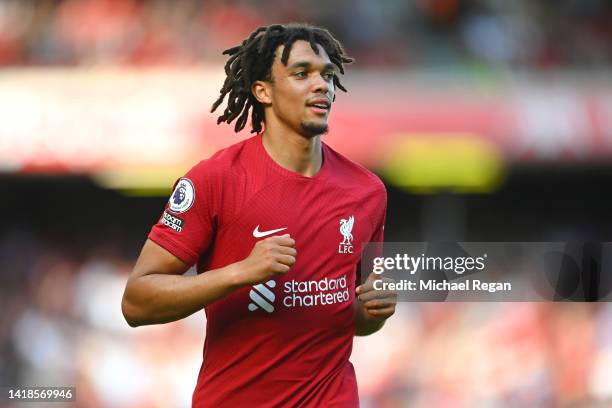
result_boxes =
[236,234,297,286]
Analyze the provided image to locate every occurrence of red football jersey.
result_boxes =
[149,134,386,407]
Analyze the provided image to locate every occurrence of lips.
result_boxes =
[306,98,331,114]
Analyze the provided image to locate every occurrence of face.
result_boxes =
[255,40,336,138]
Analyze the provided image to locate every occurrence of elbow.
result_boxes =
[121,294,143,328]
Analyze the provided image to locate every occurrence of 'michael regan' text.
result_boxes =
[375,279,511,293]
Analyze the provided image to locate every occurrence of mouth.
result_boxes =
[306,98,331,115]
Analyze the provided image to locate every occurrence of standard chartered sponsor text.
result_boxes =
[283,275,350,307]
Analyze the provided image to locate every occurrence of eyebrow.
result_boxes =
[288,61,335,71]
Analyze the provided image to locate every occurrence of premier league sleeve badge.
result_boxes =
[168,178,195,214]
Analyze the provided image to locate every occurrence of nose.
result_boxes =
[312,74,331,96]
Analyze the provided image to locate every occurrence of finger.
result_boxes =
[272,235,295,247]
[366,272,383,283]
[366,306,396,317]
[355,283,375,296]
[356,280,376,294]
[276,254,296,266]
[276,246,297,256]
[356,276,395,294]
[272,262,291,273]
[363,298,397,309]
[356,279,392,294]
[357,289,397,303]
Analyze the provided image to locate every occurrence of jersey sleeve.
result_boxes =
[370,183,387,244]
[357,182,388,285]
[148,161,220,265]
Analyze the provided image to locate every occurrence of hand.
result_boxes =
[237,234,297,286]
[356,272,397,321]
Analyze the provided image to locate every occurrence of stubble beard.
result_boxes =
[300,121,329,138]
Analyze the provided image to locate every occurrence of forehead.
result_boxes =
[274,40,332,69]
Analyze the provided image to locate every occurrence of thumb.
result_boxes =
[367,271,382,283]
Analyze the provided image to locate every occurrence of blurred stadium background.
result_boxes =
[1,0,612,407]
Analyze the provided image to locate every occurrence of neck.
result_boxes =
[261,123,323,177]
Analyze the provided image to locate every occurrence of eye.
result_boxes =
[323,72,335,81]
[294,71,307,79]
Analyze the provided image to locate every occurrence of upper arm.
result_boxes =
[129,239,191,281]
[147,162,220,265]
[122,239,192,326]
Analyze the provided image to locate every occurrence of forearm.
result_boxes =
[354,301,385,336]
[122,262,244,327]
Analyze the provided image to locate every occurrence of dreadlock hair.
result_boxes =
[211,23,353,133]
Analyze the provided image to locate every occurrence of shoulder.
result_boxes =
[173,136,255,217]
[187,135,254,182]
[323,143,387,230]
[323,142,386,199]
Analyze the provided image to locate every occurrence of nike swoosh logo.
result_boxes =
[253,225,287,238]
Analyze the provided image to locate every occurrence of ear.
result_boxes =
[251,80,272,105]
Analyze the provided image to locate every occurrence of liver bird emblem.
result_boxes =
[339,216,355,245]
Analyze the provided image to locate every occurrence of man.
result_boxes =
[122,23,396,407]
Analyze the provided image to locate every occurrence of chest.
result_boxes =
[201,179,380,325]
[219,179,374,272]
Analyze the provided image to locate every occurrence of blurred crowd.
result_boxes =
[0,0,610,69]
[0,231,203,408]
[2,232,612,407]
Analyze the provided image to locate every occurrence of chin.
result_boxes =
[300,121,329,138]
